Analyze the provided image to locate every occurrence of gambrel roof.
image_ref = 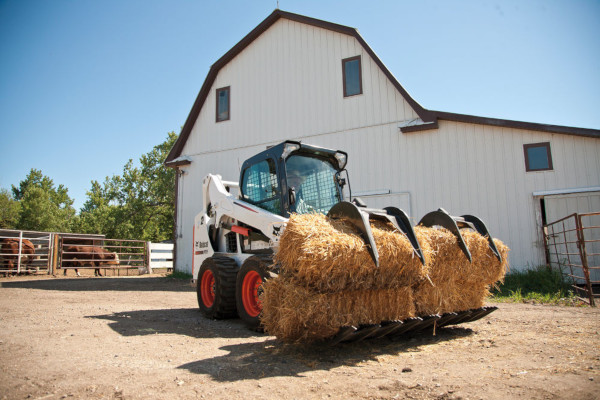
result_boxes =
[165,9,600,164]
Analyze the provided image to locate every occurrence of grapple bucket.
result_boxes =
[327,201,425,267]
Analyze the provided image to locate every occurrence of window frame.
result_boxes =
[342,55,363,97]
[215,86,230,122]
[523,142,553,172]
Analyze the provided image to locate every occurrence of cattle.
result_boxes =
[62,245,119,277]
[0,238,36,274]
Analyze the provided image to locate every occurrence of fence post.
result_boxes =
[576,214,595,307]
[17,231,23,274]
[146,242,152,274]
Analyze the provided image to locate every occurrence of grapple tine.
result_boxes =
[383,207,426,265]
[328,201,379,267]
[355,206,426,265]
[419,208,472,262]
[461,215,502,261]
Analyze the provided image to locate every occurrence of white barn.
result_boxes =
[165,10,600,275]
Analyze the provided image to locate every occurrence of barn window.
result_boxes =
[216,86,230,122]
[342,56,362,97]
[524,142,553,172]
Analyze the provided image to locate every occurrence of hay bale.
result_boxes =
[414,279,491,315]
[260,277,415,343]
[266,215,510,341]
[412,226,509,315]
[275,213,433,292]
[412,226,509,286]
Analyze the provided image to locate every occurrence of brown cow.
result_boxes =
[62,245,119,277]
[0,238,35,274]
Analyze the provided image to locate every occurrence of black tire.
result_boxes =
[197,256,239,319]
[236,255,275,330]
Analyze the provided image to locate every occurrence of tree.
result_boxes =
[12,169,76,232]
[0,188,20,229]
[77,132,177,241]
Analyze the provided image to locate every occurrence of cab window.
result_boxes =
[241,159,281,214]
[286,155,341,214]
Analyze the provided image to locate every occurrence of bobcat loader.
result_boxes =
[193,140,502,343]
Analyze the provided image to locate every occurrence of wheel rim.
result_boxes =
[242,270,262,317]
[200,269,215,307]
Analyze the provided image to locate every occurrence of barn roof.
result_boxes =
[165,9,600,164]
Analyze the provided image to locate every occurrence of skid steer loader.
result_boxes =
[193,140,502,343]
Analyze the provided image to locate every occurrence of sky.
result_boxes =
[1,0,599,211]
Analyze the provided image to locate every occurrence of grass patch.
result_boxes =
[166,270,193,280]
[491,265,583,306]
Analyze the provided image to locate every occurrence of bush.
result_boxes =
[491,265,580,305]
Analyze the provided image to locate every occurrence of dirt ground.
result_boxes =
[0,274,598,400]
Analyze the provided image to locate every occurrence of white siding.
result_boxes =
[173,17,600,275]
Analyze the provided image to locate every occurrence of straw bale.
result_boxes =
[414,278,492,315]
[275,213,432,292]
[260,277,415,343]
[412,226,509,315]
[413,226,509,286]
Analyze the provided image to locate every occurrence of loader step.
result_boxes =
[329,306,498,344]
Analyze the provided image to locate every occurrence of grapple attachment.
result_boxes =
[327,201,425,267]
[419,208,502,262]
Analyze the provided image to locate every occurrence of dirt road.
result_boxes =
[0,274,598,399]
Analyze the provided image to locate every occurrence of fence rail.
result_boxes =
[544,211,600,306]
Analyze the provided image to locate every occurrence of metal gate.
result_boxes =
[59,235,147,276]
[543,212,600,306]
[0,229,53,274]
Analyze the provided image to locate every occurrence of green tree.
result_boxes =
[12,169,76,232]
[77,132,177,241]
[0,188,20,229]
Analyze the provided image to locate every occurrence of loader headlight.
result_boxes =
[282,142,301,159]
[334,152,348,169]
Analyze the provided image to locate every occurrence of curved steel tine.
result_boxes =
[383,206,426,265]
[461,215,502,261]
[328,201,379,267]
[419,208,472,263]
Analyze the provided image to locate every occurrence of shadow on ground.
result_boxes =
[89,308,257,339]
[0,277,194,292]
[177,326,474,381]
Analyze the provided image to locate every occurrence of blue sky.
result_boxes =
[1,0,599,211]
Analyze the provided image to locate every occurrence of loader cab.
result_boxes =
[239,141,348,217]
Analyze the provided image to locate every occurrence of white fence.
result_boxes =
[147,242,174,273]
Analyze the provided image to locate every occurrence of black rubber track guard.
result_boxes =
[328,306,498,345]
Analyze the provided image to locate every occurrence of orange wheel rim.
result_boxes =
[200,270,215,307]
[242,270,262,317]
